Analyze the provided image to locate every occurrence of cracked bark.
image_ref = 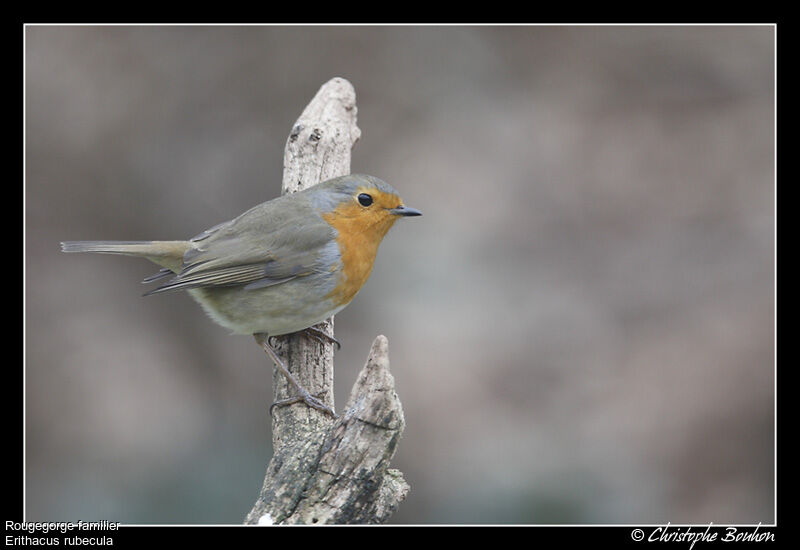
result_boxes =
[244,78,409,525]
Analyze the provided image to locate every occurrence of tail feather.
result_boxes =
[60,240,189,273]
[61,240,153,254]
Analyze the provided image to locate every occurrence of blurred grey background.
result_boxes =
[25,25,774,524]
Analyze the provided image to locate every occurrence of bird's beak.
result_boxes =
[389,205,422,217]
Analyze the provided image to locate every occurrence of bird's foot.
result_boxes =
[269,390,337,418]
[255,332,337,418]
[300,326,341,350]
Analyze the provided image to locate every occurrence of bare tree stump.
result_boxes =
[244,78,409,525]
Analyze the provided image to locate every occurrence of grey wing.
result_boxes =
[144,199,337,295]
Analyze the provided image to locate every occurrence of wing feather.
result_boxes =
[142,195,336,295]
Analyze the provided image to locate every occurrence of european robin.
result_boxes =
[61,174,421,417]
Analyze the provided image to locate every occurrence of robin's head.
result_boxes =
[311,174,421,242]
[299,175,421,307]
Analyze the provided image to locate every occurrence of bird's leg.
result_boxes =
[254,333,337,418]
[267,392,329,418]
[300,326,341,350]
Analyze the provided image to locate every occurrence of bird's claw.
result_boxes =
[269,390,337,418]
[301,326,341,350]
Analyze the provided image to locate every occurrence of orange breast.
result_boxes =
[322,201,398,307]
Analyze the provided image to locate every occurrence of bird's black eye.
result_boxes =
[357,193,373,207]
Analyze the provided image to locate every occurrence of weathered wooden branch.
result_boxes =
[244,78,409,525]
